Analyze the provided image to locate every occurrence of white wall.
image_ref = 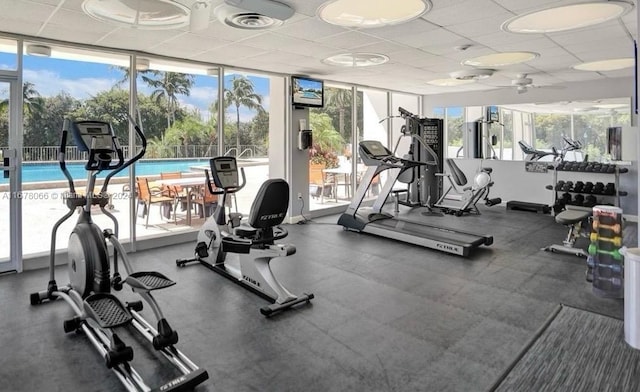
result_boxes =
[452,158,638,218]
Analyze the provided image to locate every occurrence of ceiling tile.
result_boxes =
[316,31,382,49]
[274,16,350,41]
[423,0,509,26]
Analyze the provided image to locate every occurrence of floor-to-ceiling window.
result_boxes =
[133,58,219,234]
[308,83,353,211]
[356,87,388,200]
[222,69,270,215]
[0,38,17,264]
[19,43,131,257]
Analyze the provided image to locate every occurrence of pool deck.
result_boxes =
[0,162,347,262]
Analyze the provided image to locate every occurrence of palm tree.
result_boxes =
[325,88,352,137]
[0,81,43,116]
[223,75,263,154]
[144,71,194,132]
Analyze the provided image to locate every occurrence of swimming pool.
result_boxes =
[2,159,211,184]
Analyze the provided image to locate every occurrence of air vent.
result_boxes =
[215,4,284,29]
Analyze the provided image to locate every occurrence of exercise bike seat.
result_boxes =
[446,158,468,187]
[235,226,258,238]
[482,167,493,174]
[125,271,176,291]
[555,209,591,225]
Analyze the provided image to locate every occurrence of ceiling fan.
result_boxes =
[508,73,564,94]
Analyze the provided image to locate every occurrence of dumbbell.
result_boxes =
[599,164,610,173]
[561,192,572,204]
[573,194,584,206]
[573,181,584,193]
[604,183,615,195]
[583,182,594,193]
[562,181,574,192]
[592,221,621,233]
[588,244,622,260]
[596,263,623,274]
[584,195,597,207]
[589,233,622,246]
[607,165,615,173]
[585,163,594,172]
[593,182,605,194]
[578,162,588,171]
[555,180,565,191]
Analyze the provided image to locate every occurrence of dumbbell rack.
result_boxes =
[546,161,628,215]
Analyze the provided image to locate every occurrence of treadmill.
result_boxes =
[337,140,493,257]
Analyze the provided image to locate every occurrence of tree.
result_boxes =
[164,115,209,157]
[224,75,263,154]
[143,71,194,132]
[325,87,351,137]
[24,92,80,148]
[248,107,269,155]
[308,112,344,168]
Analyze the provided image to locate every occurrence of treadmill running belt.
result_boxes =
[373,218,488,248]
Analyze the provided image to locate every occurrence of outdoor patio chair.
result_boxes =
[136,177,176,228]
[160,171,191,212]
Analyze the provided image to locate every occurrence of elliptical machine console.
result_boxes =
[176,156,314,317]
[30,116,208,392]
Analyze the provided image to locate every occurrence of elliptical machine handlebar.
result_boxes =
[59,119,76,194]
[101,115,147,194]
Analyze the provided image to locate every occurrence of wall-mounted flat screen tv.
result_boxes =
[292,76,324,108]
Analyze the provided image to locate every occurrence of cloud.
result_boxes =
[23,69,118,99]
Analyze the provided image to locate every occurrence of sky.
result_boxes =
[0,53,270,123]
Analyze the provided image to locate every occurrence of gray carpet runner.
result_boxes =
[490,305,640,392]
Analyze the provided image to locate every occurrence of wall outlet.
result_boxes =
[297,192,303,199]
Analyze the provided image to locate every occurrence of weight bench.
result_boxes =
[543,207,591,257]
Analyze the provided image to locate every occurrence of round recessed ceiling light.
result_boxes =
[449,68,494,80]
[26,44,52,57]
[573,58,634,71]
[322,53,389,67]
[317,0,432,28]
[462,52,538,67]
[82,0,190,29]
[502,1,634,34]
[427,78,476,87]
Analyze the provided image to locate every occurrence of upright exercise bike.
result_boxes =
[30,117,208,392]
[176,156,313,317]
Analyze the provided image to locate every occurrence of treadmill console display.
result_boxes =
[359,140,392,159]
[210,157,239,189]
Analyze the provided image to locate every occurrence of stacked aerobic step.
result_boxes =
[588,205,624,298]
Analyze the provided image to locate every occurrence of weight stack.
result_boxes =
[589,205,624,298]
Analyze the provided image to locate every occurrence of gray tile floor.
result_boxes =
[0,206,631,392]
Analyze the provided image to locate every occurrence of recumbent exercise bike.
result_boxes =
[30,117,208,392]
[176,156,313,317]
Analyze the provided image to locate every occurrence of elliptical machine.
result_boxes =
[30,117,208,392]
[176,156,313,317]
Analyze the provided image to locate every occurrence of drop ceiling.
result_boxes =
[0,0,636,97]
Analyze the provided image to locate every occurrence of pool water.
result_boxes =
[2,159,210,184]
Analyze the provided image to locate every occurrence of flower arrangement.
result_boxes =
[309,145,339,168]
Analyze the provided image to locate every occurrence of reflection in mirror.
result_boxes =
[437,98,631,162]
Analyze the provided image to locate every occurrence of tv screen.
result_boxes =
[292,76,324,108]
